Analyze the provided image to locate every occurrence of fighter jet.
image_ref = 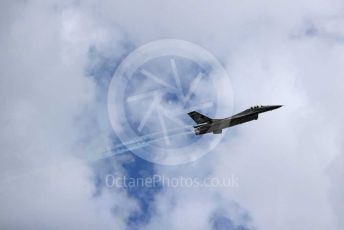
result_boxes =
[188,105,282,135]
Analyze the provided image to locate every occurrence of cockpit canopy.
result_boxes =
[250,105,263,110]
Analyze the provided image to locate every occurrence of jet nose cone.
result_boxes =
[269,105,283,110]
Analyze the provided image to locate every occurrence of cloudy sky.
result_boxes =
[1,0,344,229]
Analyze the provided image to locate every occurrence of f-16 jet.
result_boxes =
[188,105,282,135]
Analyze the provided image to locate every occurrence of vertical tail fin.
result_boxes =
[187,111,212,124]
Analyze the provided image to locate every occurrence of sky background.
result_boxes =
[1,0,344,229]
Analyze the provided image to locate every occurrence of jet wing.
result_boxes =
[227,113,258,127]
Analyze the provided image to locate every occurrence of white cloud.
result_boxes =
[93,0,344,229]
[0,1,136,229]
[1,0,344,229]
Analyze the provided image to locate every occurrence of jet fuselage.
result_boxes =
[188,105,282,135]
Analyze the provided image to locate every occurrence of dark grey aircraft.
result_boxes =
[188,105,282,135]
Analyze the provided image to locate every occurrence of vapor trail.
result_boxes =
[0,125,195,187]
[90,125,195,161]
